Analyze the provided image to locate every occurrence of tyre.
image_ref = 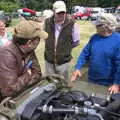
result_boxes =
[76,16,81,20]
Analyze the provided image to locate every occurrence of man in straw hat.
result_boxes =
[71,13,120,94]
[0,20,48,101]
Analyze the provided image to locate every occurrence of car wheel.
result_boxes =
[87,17,90,21]
[77,17,81,20]
[5,22,10,27]
[88,17,92,21]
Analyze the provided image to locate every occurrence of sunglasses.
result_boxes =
[96,24,104,27]
[57,11,66,15]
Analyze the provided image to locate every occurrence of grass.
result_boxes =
[72,21,96,61]
[11,19,20,26]
[5,19,20,33]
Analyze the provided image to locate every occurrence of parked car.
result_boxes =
[0,74,110,120]
[0,74,120,120]
[4,13,12,27]
[115,5,120,13]
[71,7,91,20]
[72,6,84,13]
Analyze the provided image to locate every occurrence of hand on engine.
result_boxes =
[71,69,82,82]
[108,84,120,94]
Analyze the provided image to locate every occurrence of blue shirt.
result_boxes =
[75,32,120,86]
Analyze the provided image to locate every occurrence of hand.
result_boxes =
[108,84,120,94]
[71,69,82,82]
[27,69,32,76]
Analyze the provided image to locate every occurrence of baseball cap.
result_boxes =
[92,13,118,26]
[53,1,66,13]
[14,20,48,39]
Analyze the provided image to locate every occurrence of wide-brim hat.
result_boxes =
[14,20,48,40]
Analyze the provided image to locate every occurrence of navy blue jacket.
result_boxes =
[75,32,120,86]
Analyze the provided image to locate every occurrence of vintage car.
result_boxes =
[0,71,120,120]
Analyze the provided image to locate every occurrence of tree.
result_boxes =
[0,0,120,13]
[19,0,53,11]
[98,0,120,7]
[0,1,20,12]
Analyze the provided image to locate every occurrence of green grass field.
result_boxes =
[35,20,96,73]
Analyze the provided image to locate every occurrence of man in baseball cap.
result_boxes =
[44,0,80,84]
[53,1,66,13]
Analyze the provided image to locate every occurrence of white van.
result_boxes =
[90,7,104,20]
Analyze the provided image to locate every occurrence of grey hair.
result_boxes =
[107,24,116,32]
[103,24,116,32]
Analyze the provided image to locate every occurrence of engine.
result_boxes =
[18,88,120,120]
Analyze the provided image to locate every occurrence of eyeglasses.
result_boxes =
[96,24,104,27]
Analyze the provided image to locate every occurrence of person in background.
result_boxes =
[44,1,80,84]
[0,20,48,101]
[0,20,13,46]
[71,13,120,94]
[116,15,120,33]
[116,25,120,33]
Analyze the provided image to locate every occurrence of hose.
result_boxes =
[38,105,104,120]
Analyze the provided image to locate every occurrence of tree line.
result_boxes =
[0,0,119,13]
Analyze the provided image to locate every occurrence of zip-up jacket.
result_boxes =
[0,39,41,98]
